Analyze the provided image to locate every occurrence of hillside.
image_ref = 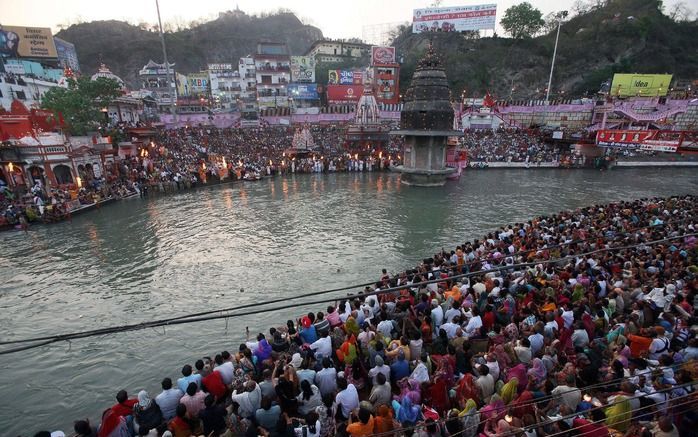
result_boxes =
[56,11,323,87]
[392,0,698,99]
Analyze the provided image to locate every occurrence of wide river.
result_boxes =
[1,168,696,434]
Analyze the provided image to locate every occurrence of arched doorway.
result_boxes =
[53,164,74,185]
[28,166,46,187]
[85,163,95,179]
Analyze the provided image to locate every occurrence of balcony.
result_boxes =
[255,65,290,73]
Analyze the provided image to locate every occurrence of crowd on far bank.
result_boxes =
[461,131,568,164]
[30,195,698,437]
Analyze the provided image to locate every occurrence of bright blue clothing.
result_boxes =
[177,373,202,393]
[300,326,317,344]
[390,359,410,381]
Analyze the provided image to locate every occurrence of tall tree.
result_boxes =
[41,77,122,135]
[500,2,545,39]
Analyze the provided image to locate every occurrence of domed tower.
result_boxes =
[392,44,462,186]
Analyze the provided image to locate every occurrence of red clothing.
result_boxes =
[572,418,609,437]
[110,399,138,417]
[202,370,227,399]
[483,311,495,331]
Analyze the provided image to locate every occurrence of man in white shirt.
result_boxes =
[649,327,670,360]
[315,358,337,397]
[430,300,444,328]
[440,316,461,339]
[367,356,390,385]
[213,353,235,385]
[464,307,483,338]
[155,377,183,421]
[475,365,495,402]
[551,374,581,411]
[445,302,462,323]
[310,332,333,359]
[231,381,261,419]
[335,377,359,420]
[514,338,532,364]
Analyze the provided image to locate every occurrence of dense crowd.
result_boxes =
[462,131,567,164]
[1,177,137,229]
[31,195,698,437]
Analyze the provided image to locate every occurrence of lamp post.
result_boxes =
[546,11,568,104]
[155,0,175,115]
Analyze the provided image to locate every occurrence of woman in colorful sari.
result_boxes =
[491,344,512,369]
[426,374,450,415]
[344,316,360,338]
[393,396,421,427]
[479,394,505,422]
[373,404,396,435]
[456,373,478,405]
[527,358,547,385]
[458,399,480,437]
[499,377,518,405]
[506,363,528,392]
[604,395,632,432]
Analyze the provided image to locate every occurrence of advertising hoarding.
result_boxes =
[610,74,673,97]
[207,63,233,71]
[412,4,497,33]
[371,46,396,65]
[54,37,80,72]
[288,83,319,100]
[328,70,363,85]
[0,26,58,58]
[596,130,677,153]
[290,56,316,83]
[327,84,364,103]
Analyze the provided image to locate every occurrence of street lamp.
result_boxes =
[546,11,568,104]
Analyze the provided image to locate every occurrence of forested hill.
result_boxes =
[392,0,697,99]
[56,10,323,87]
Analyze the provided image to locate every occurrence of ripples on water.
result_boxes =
[0,169,696,434]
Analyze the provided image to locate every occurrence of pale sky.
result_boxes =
[0,0,693,41]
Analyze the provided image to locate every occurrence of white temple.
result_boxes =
[91,63,126,89]
[291,126,315,150]
[354,86,380,125]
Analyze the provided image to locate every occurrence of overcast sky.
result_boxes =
[0,0,693,41]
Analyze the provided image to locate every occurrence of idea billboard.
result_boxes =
[610,74,673,97]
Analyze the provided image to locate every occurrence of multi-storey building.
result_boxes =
[305,40,370,64]
[138,60,176,112]
[254,42,291,109]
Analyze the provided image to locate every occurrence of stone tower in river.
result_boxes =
[393,44,462,186]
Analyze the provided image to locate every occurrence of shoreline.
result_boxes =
[466,161,698,169]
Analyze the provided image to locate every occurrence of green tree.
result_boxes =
[41,76,122,135]
[500,2,545,38]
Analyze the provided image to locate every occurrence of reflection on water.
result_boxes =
[0,169,696,434]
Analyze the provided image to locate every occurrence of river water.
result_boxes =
[0,169,696,434]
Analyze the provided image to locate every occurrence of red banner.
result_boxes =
[327,85,364,103]
[371,46,396,65]
[596,130,678,152]
[596,130,656,145]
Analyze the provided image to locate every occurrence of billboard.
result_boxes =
[596,130,678,153]
[610,74,673,97]
[412,4,497,33]
[371,46,396,65]
[328,70,364,85]
[0,26,58,58]
[327,84,364,103]
[290,56,316,83]
[288,83,319,100]
[54,37,80,72]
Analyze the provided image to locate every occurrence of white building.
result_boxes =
[207,63,242,112]
[1,60,66,111]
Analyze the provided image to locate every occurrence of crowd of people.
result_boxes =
[30,195,697,437]
[462,130,568,164]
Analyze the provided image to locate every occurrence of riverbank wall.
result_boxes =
[467,161,698,169]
